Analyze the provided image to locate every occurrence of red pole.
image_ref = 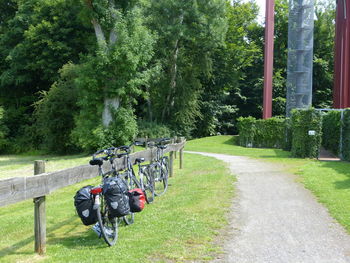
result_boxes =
[263,0,275,119]
[334,0,350,108]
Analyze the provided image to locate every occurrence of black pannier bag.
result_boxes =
[74,185,98,226]
[128,188,146,213]
[103,177,130,218]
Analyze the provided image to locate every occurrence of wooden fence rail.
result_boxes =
[0,138,185,255]
[0,138,186,208]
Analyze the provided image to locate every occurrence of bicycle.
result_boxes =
[89,148,121,246]
[147,138,170,196]
[115,144,155,225]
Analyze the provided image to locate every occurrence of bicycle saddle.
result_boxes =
[89,158,103,166]
[135,158,145,163]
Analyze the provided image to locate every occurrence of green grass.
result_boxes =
[0,154,234,263]
[0,154,91,179]
[187,135,350,233]
[0,146,145,180]
[186,135,290,159]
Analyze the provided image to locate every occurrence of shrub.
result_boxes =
[254,117,285,148]
[237,116,256,147]
[34,63,79,153]
[290,108,322,158]
[322,111,341,155]
[73,106,138,151]
[283,118,292,151]
[341,109,350,161]
[237,116,285,148]
[137,120,172,138]
[0,107,9,152]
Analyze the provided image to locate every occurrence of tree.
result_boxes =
[146,0,227,136]
[0,0,93,151]
[72,0,156,150]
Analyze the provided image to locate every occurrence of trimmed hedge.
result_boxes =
[237,116,285,148]
[237,116,256,147]
[342,109,350,161]
[322,111,341,155]
[290,109,322,158]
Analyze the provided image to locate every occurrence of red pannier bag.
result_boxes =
[128,188,146,212]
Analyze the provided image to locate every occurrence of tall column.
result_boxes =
[334,0,350,108]
[263,0,275,119]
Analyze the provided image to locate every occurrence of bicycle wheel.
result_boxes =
[143,167,155,204]
[152,161,168,196]
[123,171,135,225]
[96,197,118,246]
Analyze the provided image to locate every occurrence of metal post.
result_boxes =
[34,160,46,255]
[263,0,275,119]
[340,110,344,159]
[334,0,350,108]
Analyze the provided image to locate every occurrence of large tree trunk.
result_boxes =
[85,0,120,127]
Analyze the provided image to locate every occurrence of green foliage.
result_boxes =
[34,63,79,154]
[254,117,285,148]
[0,106,8,152]
[237,116,285,148]
[237,116,256,147]
[322,111,341,155]
[73,5,155,150]
[94,107,138,149]
[137,120,172,138]
[290,109,322,158]
[283,118,292,151]
[146,0,227,136]
[341,109,350,161]
[0,0,93,150]
[73,105,138,151]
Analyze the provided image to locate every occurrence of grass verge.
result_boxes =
[0,153,234,263]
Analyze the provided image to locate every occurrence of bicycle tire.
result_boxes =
[152,160,168,196]
[123,171,135,225]
[143,167,155,204]
[96,199,118,246]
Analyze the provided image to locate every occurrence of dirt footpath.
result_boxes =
[187,152,350,263]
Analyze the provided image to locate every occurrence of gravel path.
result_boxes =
[186,151,350,263]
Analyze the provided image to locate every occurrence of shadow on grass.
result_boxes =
[222,136,237,145]
[311,161,350,190]
[0,216,100,257]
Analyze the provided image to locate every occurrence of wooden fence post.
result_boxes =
[169,138,175,177]
[34,160,46,255]
[179,137,185,169]
[174,136,177,159]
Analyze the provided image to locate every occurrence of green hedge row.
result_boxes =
[342,109,350,161]
[290,109,322,158]
[237,109,323,158]
[322,111,341,156]
[237,116,285,148]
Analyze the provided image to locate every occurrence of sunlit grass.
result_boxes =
[0,154,234,262]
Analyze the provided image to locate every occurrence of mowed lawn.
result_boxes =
[0,153,234,263]
[187,135,350,233]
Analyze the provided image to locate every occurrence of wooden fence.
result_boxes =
[0,137,186,255]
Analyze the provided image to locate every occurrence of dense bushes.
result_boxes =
[0,107,8,152]
[290,109,322,158]
[34,63,79,154]
[237,109,323,159]
[341,109,350,161]
[137,120,172,138]
[237,116,285,148]
[322,111,341,155]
